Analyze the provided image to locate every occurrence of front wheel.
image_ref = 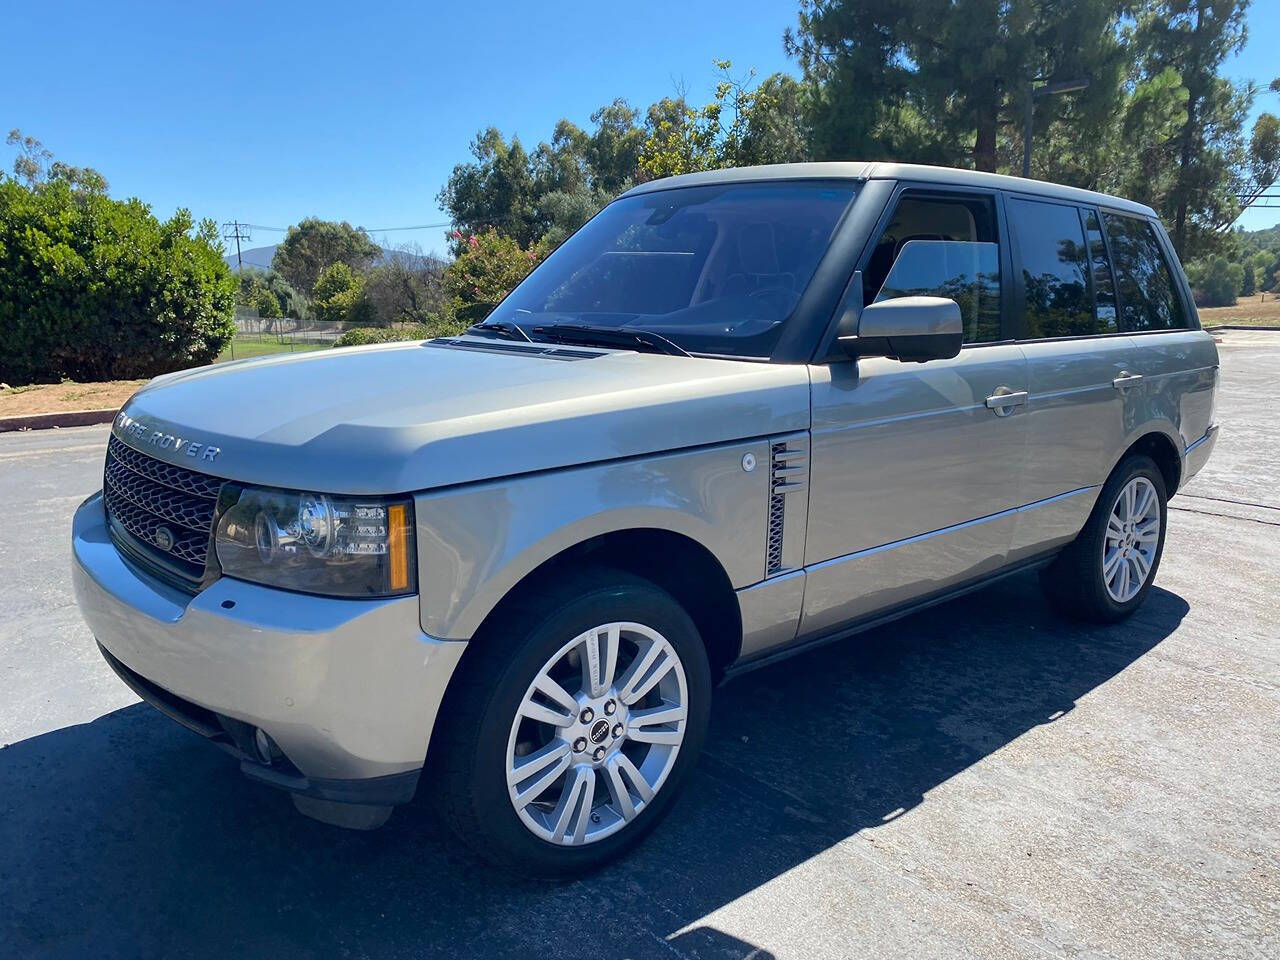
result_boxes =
[1041,454,1168,622]
[431,570,711,876]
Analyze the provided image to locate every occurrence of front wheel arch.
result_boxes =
[462,528,743,684]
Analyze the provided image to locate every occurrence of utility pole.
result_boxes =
[221,221,252,271]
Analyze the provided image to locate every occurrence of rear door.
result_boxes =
[801,186,1029,637]
[1004,196,1137,562]
[1099,212,1218,462]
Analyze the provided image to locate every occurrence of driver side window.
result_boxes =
[864,194,1003,343]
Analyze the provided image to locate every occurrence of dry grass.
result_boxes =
[0,380,146,417]
[1197,293,1280,328]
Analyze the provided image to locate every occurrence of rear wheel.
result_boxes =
[1041,454,1168,622]
[432,570,711,876]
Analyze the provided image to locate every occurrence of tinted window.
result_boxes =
[490,182,858,358]
[873,241,1001,344]
[1084,210,1118,333]
[864,195,1002,342]
[1008,197,1093,338]
[1102,213,1188,331]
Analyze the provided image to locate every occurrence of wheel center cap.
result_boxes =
[589,718,611,745]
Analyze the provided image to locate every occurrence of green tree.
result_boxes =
[237,267,305,320]
[1249,249,1276,291]
[312,261,374,326]
[271,218,379,295]
[739,73,812,166]
[255,287,283,318]
[583,100,646,193]
[785,0,1126,172]
[0,179,235,384]
[6,129,109,194]
[1194,254,1242,306]
[1131,1,1280,257]
[1239,260,1256,296]
[438,129,542,248]
[638,61,800,178]
[439,99,649,252]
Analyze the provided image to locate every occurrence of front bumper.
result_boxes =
[71,491,466,804]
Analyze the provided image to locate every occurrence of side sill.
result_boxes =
[722,550,1060,681]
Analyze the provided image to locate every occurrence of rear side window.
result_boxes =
[1007,197,1093,338]
[864,194,1002,343]
[1101,214,1188,331]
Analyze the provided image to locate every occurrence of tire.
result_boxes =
[1040,454,1168,623]
[430,569,712,877]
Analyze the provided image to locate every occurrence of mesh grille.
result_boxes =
[103,436,222,582]
[766,442,787,575]
[106,436,223,498]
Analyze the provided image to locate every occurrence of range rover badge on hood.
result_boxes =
[115,412,221,462]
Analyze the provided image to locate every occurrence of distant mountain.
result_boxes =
[224,245,279,272]
[224,245,442,273]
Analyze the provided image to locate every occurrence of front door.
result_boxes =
[800,187,1028,638]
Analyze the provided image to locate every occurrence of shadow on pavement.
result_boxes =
[1,573,1187,960]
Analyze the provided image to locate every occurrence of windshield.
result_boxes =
[487,181,859,358]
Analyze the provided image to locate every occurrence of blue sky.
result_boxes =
[5,0,1278,259]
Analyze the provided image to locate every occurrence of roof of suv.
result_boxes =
[620,162,1158,219]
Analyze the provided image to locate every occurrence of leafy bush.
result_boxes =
[443,229,547,324]
[0,178,236,385]
[332,316,466,348]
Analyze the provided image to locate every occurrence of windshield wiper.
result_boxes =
[530,323,690,357]
[466,320,533,343]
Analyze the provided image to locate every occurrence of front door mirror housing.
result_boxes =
[838,296,963,363]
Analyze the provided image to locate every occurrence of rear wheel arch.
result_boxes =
[1119,430,1182,497]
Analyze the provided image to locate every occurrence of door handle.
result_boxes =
[985,388,1028,417]
[1112,371,1144,390]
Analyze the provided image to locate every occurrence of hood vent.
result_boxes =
[766,435,809,576]
[426,337,603,361]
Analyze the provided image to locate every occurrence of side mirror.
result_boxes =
[838,296,963,363]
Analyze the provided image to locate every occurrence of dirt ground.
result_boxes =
[0,380,145,417]
[1198,291,1280,327]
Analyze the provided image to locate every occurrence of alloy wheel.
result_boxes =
[505,622,688,846]
[1102,476,1161,603]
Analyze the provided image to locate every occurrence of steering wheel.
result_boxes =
[747,286,802,315]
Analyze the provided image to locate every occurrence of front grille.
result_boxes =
[103,435,223,587]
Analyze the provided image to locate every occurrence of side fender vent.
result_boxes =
[766,436,809,576]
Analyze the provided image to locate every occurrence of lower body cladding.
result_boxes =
[71,492,466,829]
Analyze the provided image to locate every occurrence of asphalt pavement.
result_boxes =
[2,331,1277,959]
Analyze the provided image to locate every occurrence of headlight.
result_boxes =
[215,487,416,597]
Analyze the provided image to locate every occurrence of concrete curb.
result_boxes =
[0,408,118,433]
[1202,324,1280,332]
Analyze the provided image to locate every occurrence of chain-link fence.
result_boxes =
[223,309,346,361]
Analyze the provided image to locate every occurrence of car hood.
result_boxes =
[113,338,811,493]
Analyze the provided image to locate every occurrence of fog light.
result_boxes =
[254,727,280,764]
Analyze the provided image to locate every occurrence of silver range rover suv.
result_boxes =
[72,163,1218,875]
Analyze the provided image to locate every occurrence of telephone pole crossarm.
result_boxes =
[221,220,252,271]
